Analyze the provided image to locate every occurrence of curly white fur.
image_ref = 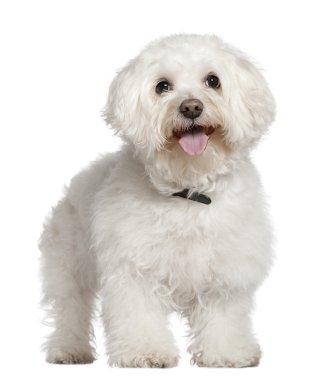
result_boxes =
[39,34,275,368]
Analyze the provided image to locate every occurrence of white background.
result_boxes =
[1,0,328,379]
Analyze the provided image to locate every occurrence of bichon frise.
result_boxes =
[39,34,275,368]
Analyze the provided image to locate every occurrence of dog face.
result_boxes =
[104,34,275,163]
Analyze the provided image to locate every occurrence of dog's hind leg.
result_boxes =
[39,197,96,364]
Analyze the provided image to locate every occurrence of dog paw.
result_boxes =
[117,353,179,368]
[46,350,95,364]
[191,345,261,368]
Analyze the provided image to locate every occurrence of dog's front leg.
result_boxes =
[101,271,179,367]
[187,291,261,367]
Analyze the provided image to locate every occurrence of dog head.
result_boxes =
[104,34,275,190]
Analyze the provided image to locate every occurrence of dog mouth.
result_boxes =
[172,125,215,156]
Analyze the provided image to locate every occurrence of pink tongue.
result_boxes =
[178,130,209,156]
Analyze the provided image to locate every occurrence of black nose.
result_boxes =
[179,98,203,119]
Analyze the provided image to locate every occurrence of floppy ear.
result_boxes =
[103,59,151,144]
[223,53,276,147]
[103,61,138,133]
[103,60,165,155]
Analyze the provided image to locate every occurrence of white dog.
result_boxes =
[39,34,275,368]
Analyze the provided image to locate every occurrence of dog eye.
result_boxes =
[206,74,221,89]
[155,80,173,94]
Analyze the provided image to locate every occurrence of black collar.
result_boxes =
[172,189,211,205]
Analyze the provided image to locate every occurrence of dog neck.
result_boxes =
[139,143,244,197]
